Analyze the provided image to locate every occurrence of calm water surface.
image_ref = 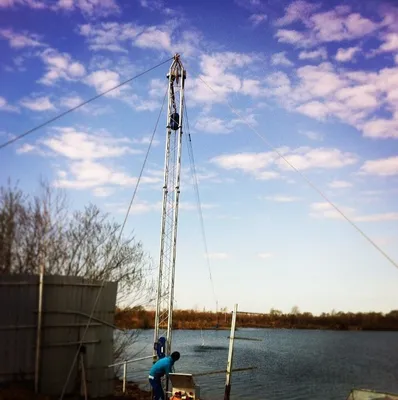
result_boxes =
[124,329,398,400]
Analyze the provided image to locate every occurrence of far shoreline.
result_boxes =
[129,326,398,332]
[115,308,398,332]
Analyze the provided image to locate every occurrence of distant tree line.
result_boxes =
[115,306,398,331]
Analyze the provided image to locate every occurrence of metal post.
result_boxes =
[34,262,44,393]
[123,361,127,393]
[224,304,238,400]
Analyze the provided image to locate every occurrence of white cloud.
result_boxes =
[298,48,327,60]
[60,95,82,108]
[362,117,398,139]
[271,51,293,66]
[78,22,139,53]
[265,62,398,139]
[107,199,216,215]
[379,33,398,53]
[149,79,166,98]
[249,13,267,26]
[16,143,36,154]
[180,202,217,211]
[255,171,281,180]
[211,151,277,173]
[0,0,119,16]
[310,201,355,220]
[258,252,273,259]
[55,0,120,16]
[79,22,201,57]
[134,99,161,112]
[195,113,257,134]
[264,195,301,202]
[105,200,160,215]
[276,147,358,171]
[130,201,161,214]
[311,10,378,43]
[275,3,379,48]
[132,136,160,147]
[275,29,310,46]
[119,91,163,112]
[54,160,161,191]
[360,156,398,176]
[92,187,115,197]
[300,130,323,141]
[354,213,398,222]
[275,0,321,27]
[139,0,176,15]
[59,95,111,116]
[39,48,86,86]
[0,28,44,48]
[296,101,329,119]
[0,0,47,9]
[211,147,357,181]
[41,127,142,160]
[85,70,120,96]
[241,79,264,97]
[196,117,233,134]
[335,84,378,110]
[296,63,346,98]
[200,52,255,77]
[0,96,19,112]
[328,180,352,189]
[205,252,229,260]
[20,96,55,111]
[189,52,259,104]
[135,27,171,51]
[310,202,398,223]
[335,47,360,62]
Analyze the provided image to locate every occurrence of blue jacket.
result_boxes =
[149,356,174,379]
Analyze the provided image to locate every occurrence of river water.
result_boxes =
[124,329,398,399]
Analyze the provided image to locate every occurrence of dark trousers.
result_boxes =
[149,377,164,400]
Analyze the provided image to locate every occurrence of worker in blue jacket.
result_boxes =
[149,351,181,400]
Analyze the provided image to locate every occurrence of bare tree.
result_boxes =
[291,305,300,316]
[0,180,155,363]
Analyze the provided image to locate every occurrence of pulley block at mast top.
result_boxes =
[167,54,187,83]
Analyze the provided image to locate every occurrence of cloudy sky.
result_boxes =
[1,0,398,314]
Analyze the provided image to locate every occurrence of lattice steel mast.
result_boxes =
[153,54,186,361]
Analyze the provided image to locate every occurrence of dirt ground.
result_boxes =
[0,380,151,400]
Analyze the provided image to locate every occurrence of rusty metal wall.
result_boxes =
[0,274,117,398]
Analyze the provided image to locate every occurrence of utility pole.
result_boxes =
[153,54,186,364]
[224,304,238,400]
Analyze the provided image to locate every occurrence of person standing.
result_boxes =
[149,351,181,400]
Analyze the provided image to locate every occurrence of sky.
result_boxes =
[1,0,398,315]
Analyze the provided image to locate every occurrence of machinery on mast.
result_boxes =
[153,54,186,362]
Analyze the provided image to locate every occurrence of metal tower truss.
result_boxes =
[153,54,186,361]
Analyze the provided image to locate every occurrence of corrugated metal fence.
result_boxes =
[0,274,118,397]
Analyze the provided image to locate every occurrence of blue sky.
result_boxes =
[1,0,398,315]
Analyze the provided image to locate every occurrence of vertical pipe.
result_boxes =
[34,262,44,394]
[80,353,88,400]
[224,304,238,400]
[123,361,127,393]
